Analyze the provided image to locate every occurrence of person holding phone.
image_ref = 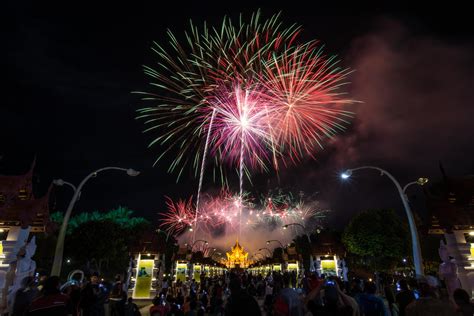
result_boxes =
[356,281,389,316]
[396,279,415,316]
[80,273,106,316]
[306,277,358,316]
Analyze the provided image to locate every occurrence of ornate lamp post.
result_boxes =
[52,167,139,276]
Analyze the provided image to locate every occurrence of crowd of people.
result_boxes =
[9,273,140,316]
[6,270,474,315]
[145,270,473,316]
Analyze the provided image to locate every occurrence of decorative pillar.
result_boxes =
[445,231,474,296]
[0,226,31,307]
[0,227,31,270]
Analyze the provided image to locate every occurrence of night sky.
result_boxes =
[2,2,474,229]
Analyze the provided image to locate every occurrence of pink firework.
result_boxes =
[261,42,354,164]
[201,190,240,232]
[205,84,274,170]
[195,190,252,234]
[160,197,195,234]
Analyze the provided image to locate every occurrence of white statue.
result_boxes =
[124,256,133,292]
[6,236,37,311]
[314,257,321,276]
[341,259,349,282]
[439,240,460,297]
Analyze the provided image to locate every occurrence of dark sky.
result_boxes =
[2,1,473,229]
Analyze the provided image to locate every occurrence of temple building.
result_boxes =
[0,159,51,233]
[424,167,474,296]
[225,240,249,269]
[0,158,52,305]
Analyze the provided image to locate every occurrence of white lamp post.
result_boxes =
[184,239,209,252]
[51,167,140,276]
[283,223,311,243]
[258,247,273,257]
[266,239,284,248]
[341,166,428,277]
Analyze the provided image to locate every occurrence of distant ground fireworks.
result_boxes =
[159,190,327,237]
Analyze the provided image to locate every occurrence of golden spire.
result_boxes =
[225,240,249,268]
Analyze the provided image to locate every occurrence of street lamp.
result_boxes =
[211,252,223,260]
[341,166,428,277]
[251,254,262,263]
[266,239,284,248]
[156,229,173,243]
[258,247,272,257]
[403,178,429,194]
[51,167,140,276]
[156,229,174,283]
[189,239,209,251]
[207,248,218,257]
[282,223,311,243]
[253,253,266,260]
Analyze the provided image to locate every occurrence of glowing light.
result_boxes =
[341,170,352,179]
[417,177,429,185]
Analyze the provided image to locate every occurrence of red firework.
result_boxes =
[260,42,354,165]
[160,197,195,234]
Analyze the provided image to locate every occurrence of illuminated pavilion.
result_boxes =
[225,240,249,269]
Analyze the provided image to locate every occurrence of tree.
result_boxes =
[51,206,149,234]
[342,209,409,272]
[49,207,150,278]
[65,220,130,277]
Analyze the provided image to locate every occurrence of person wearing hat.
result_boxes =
[405,276,455,316]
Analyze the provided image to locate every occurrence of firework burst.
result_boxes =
[159,197,194,234]
[260,42,354,165]
[206,84,274,169]
[136,11,301,179]
[159,189,326,238]
[139,11,355,240]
